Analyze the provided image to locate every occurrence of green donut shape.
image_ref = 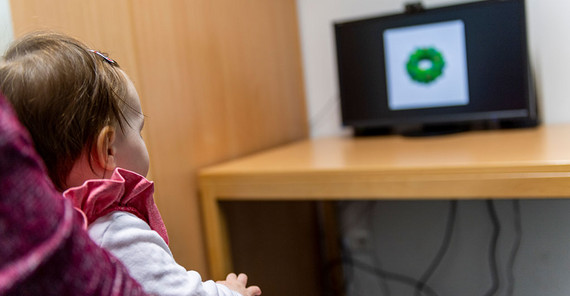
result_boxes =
[406,47,445,84]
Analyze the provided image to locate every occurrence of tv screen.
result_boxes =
[334,0,537,136]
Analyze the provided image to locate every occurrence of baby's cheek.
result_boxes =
[140,142,150,176]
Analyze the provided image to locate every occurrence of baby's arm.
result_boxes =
[217,273,262,296]
[89,211,245,296]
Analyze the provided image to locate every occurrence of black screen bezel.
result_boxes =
[334,0,536,130]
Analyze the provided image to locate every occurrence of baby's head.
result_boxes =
[0,32,149,191]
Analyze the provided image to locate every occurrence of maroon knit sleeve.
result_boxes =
[0,94,149,296]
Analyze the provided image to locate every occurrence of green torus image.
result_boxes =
[406,47,446,84]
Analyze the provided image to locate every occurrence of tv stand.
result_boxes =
[399,123,471,137]
[353,124,470,137]
[353,119,539,137]
[352,123,472,137]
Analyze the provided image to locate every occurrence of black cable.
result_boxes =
[368,202,391,296]
[337,251,358,296]
[344,256,440,296]
[339,228,438,296]
[415,200,458,296]
[483,200,501,296]
[309,94,339,130]
[371,255,391,296]
[336,201,389,296]
[506,200,522,296]
[341,201,449,296]
[339,200,516,296]
[338,237,378,296]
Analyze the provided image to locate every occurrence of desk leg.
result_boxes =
[201,188,233,280]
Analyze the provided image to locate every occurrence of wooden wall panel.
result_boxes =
[9,1,141,83]
[10,0,308,278]
[128,0,308,276]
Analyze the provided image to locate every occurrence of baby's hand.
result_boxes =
[217,273,261,296]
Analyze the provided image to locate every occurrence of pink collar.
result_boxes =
[63,168,169,245]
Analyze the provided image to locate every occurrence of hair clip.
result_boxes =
[89,49,116,65]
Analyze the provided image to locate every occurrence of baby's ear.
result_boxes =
[95,125,117,171]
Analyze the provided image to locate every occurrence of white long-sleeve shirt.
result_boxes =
[88,211,241,296]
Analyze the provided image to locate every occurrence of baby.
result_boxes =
[0,32,261,296]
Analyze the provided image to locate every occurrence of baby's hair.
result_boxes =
[0,32,131,190]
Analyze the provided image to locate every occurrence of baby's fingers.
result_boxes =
[225,273,237,281]
[246,285,262,296]
[237,273,248,284]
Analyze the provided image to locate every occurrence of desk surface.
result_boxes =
[200,124,570,200]
[199,124,570,279]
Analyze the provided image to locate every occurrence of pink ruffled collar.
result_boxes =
[63,168,169,244]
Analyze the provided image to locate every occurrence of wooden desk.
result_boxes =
[199,124,570,279]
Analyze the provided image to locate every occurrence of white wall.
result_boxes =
[526,0,570,125]
[0,0,13,55]
[297,0,570,137]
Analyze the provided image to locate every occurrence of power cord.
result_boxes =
[367,201,392,296]
[341,201,450,296]
[337,200,521,296]
[342,253,440,296]
[415,200,458,296]
[506,200,522,296]
[483,200,501,296]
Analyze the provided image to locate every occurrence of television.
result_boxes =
[334,0,538,136]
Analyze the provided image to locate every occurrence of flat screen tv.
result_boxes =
[334,0,538,136]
